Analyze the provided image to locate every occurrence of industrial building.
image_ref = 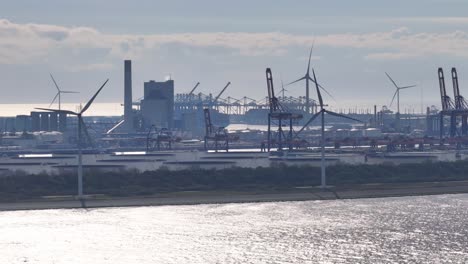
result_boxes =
[118,60,228,137]
[2,58,468,153]
[141,80,174,129]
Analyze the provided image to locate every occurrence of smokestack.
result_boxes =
[374,105,377,127]
[124,60,134,132]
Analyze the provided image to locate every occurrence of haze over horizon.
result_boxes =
[1,0,468,115]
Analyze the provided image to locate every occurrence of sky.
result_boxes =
[1,0,468,115]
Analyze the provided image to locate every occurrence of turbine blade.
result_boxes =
[307,39,315,75]
[385,72,399,89]
[325,110,364,123]
[400,85,417,89]
[35,108,78,115]
[61,91,80,94]
[80,117,94,148]
[312,69,324,109]
[295,110,324,136]
[307,76,335,100]
[389,90,398,107]
[49,93,59,108]
[80,79,109,114]
[50,73,61,92]
[286,76,306,86]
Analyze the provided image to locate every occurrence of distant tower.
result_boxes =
[124,60,134,132]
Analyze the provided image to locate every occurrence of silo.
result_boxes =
[49,112,59,131]
[58,113,67,132]
[40,113,50,131]
[31,112,41,132]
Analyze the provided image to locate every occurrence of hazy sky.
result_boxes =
[1,0,468,113]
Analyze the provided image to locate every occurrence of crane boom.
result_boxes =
[439,68,454,111]
[266,68,280,112]
[188,82,200,96]
[452,68,467,110]
[214,82,231,103]
[439,68,447,110]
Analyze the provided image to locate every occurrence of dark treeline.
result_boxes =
[1,160,468,201]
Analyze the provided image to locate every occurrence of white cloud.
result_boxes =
[395,17,468,25]
[1,19,468,67]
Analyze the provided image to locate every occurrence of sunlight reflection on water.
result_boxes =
[1,194,468,263]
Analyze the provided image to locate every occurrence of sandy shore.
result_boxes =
[1,181,468,211]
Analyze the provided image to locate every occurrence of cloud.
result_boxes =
[316,28,468,59]
[1,18,468,68]
[364,52,419,61]
[395,17,468,25]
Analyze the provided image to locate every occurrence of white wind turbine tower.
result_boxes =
[386,72,417,114]
[286,43,333,114]
[37,79,109,202]
[295,69,362,188]
[386,72,417,131]
[280,79,288,100]
[49,74,79,110]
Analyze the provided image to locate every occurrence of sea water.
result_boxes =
[1,194,467,263]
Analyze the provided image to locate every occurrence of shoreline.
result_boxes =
[1,180,468,211]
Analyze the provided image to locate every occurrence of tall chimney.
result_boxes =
[374,105,377,127]
[124,60,134,132]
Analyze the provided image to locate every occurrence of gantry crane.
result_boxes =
[203,108,229,152]
[266,68,303,151]
[438,67,468,138]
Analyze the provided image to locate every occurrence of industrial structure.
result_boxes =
[438,68,468,138]
[123,60,135,132]
[203,108,229,152]
[424,67,468,142]
[265,68,303,151]
[3,57,468,154]
[141,79,175,129]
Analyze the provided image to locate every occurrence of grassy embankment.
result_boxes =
[1,160,468,201]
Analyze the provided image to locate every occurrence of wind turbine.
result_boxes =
[386,72,417,114]
[279,79,288,100]
[296,69,362,188]
[36,79,109,202]
[286,43,333,114]
[49,74,79,110]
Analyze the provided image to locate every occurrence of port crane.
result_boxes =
[266,68,303,151]
[438,67,468,138]
[214,82,231,103]
[203,108,229,152]
[146,125,173,151]
[188,82,201,96]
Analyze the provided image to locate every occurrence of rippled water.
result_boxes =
[1,194,468,263]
